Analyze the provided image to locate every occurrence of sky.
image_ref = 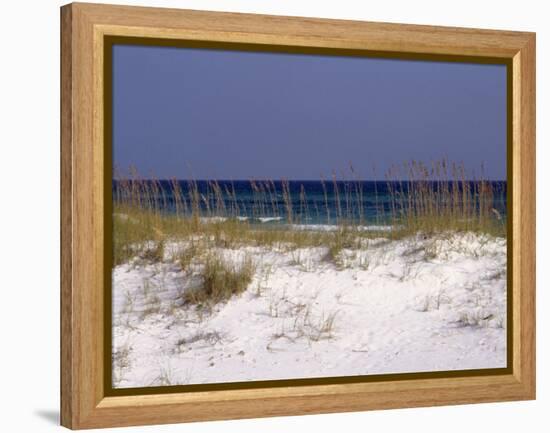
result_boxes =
[112,44,507,180]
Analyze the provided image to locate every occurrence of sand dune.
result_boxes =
[112,231,506,388]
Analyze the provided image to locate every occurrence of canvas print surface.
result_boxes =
[111,44,508,388]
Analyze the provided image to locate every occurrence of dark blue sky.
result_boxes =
[113,45,507,180]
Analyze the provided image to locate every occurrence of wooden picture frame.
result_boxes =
[60,2,535,429]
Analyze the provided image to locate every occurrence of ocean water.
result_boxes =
[113,180,507,227]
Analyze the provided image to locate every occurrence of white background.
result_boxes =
[0,0,546,431]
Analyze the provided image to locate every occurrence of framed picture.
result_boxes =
[60,2,535,429]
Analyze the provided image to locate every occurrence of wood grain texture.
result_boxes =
[74,2,533,57]
[514,35,536,394]
[60,4,73,429]
[60,2,536,429]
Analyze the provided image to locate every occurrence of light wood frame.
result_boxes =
[61,2,536,429]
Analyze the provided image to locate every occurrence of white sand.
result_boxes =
[112,231,507,388]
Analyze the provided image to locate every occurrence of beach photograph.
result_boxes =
[110,44,508,388]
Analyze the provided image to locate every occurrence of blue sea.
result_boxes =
[113,180,507,227]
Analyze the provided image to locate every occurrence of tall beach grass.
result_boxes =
[113,159,506,268]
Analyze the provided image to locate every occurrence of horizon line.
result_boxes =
[112,178,507,182]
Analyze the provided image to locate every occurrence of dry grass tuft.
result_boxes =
[183,254,255,306]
